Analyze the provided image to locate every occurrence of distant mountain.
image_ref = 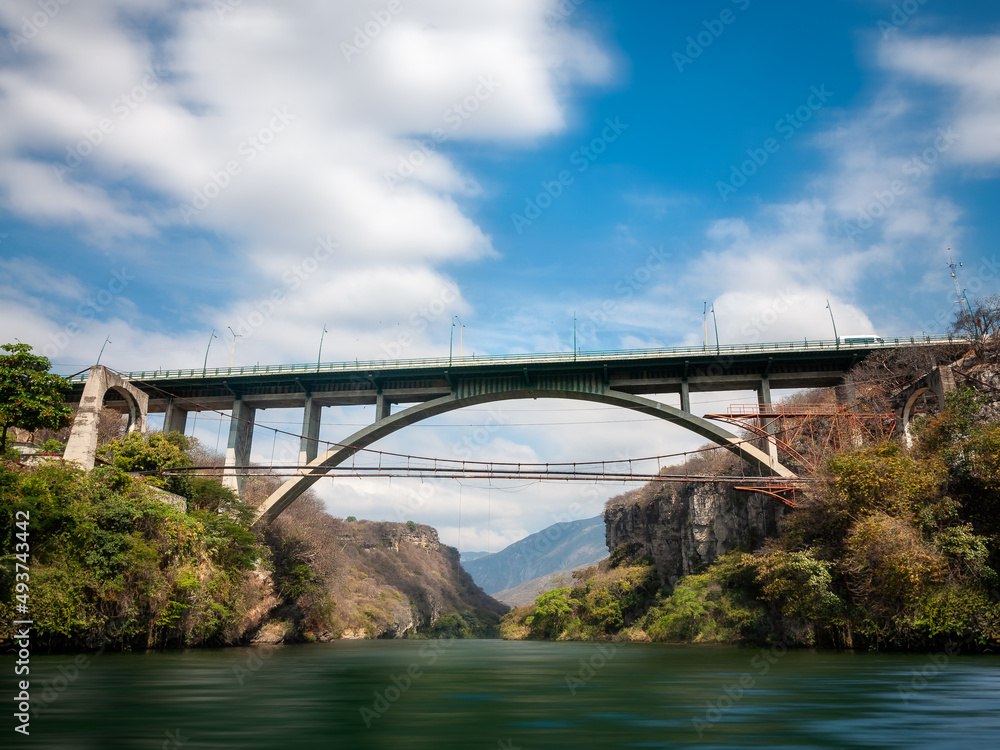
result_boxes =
[493,569,579,608]
[460,551,490,562]
[461,516,608,595]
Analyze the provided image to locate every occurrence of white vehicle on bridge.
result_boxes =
[838,334,885,345]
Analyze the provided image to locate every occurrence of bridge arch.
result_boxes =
[64,365,149,470]
[253,387,795,526]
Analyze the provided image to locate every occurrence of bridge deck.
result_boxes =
[67,335,962,413]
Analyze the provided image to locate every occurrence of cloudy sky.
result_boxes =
[3,0,1000,552]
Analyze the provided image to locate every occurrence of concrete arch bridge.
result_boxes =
[63,336,959,525]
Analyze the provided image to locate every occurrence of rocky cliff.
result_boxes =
[604,481,787,587]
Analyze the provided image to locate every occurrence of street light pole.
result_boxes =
[826,299,839,348]
[317,324,327,371]
[96,335,112,365]
[450,317,455,365]
[573,312,577,360]
[703,302,708,350]
[455,316,464,360]
[227,326,242,368]
[203,330,217,374]
[710,304,720,354]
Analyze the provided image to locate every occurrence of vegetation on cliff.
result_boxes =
[504,381,1000,652]
[2,425,505,651]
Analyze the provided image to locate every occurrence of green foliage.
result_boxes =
[0,454,265,650]
[609,541,642,568]
[826,442,946,518]
[406,520,416,531]
[345,516,357,522]
[0,342,74,452]
[101,431,192,496]
[41,439,65,454]
[526,588,574,639]
[750,549,843,623]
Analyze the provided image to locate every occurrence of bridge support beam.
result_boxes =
[163,399,189,435]
[376,393,391,421]
[680,379,691,413]
[299,395,322,465]
[223,398,256,497]
[757,376,779,466]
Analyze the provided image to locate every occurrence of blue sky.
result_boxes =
[3,0,1000,550]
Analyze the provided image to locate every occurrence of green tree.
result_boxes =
[0,343,73,453]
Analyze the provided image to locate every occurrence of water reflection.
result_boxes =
[16,640,1000,749]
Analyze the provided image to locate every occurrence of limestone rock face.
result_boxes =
[604,482,786,586]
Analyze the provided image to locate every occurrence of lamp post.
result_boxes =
[710,304,720,354]
[96,336,112,365]
[203,330,217,375]
[450,317,455,365]
[573,312,577,361]
[227,326,242,368]
[317,324,327,371]
[826,299,839,348]
[455,316,465,360]
[703,302,708,350]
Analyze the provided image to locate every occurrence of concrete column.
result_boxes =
[299,395,321,466]
[757,376,779,466]
[375,393,391,421]
[680,380,691,413]
[223,398,256,497]
[162,399,188,435]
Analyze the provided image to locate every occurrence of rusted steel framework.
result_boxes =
[707,403,897,506]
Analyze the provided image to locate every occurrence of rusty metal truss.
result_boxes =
[706,402,897,475]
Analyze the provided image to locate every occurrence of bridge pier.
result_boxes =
[163,399,189,435]
[376,393,392,421]
[299,395,322,465]
[680,379,691,413]
[223,398,256,497]
[757,375,779,466]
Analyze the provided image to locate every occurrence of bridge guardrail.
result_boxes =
[66,334,964,383]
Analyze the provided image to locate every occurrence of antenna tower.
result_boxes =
[947,251,973,315]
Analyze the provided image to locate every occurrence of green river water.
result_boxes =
[10,639,1000,749]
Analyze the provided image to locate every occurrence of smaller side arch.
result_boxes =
[901,386,932,448]
[64,366,149,470]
